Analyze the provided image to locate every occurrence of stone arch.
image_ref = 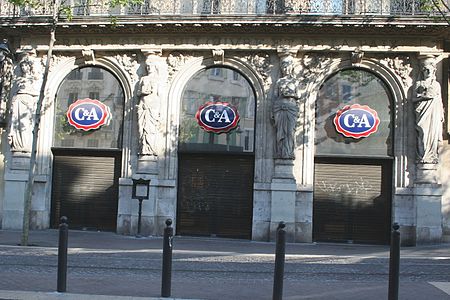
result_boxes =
[165,54,267,180]
[44,55,134,178]
[165,53,268,236]
[303,55,409,188]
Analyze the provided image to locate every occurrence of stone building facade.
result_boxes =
[0,0,449,245]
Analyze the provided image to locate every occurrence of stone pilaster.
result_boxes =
[414,184,442,244]
[271,159,296,242]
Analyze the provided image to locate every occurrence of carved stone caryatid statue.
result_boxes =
[137,57,159,156]
[272,52,301,159]
[8,56,39,153]
[413,56,444,164]
[0,40,13,125]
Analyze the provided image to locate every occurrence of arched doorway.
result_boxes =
[50,66,125,231]
[176,67,256,239]
[313,68,393,244]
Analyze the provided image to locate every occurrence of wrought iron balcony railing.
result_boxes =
[0,0,448,17]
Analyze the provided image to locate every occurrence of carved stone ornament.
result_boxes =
[272,51,301,159]
[245,52,273,92]
[116,53,139,83]
[137,54,161,156]
[351,49,364,65]
[212,49,224,64]
[49,54,65,72]
[0,39,13,126]
[382,56,412,87]
[167,51,187,81]
[413,55,444,165]
[8,53,40,153]
[81,48,95,64]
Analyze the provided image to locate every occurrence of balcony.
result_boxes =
[0,0,449,17]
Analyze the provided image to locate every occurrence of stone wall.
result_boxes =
[0,33,447,245]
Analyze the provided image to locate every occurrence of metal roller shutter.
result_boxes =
[313,158,392,244]
[51,149,121,231]
[177,153,254,239]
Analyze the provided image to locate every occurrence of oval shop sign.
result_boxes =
[195,102,240,133]
[67,98,111,131]
[333,104,380,139]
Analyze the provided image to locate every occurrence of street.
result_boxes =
[0,230,449,299]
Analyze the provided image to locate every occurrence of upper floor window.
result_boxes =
[67,69,82,80]
[88,68,104,80]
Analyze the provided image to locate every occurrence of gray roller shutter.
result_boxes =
[177,153,254,239]
[51,149,121,231]
[313,158,392,244]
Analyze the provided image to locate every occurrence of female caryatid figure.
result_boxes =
[137,60,159,156]
[9,57,39,153]
[414,56,444,164]
[272,53,301,159]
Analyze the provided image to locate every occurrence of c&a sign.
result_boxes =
[195,102,240,133]
[67,98,111,131]
[333,104,380,139]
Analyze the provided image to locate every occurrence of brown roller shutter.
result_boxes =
[51,149,121,231]
[177,153,254,239]
[313,157,392,244]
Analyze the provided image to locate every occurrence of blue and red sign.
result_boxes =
[66,98,111,131]
[333,104,380,139]
[195,102,240,133]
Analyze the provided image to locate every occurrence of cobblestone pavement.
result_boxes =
[0,230,450,299]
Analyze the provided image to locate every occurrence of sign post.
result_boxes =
[132,178,151,238]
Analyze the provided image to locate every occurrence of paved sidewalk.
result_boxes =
[1,229,450,300]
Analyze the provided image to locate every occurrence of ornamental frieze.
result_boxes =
[33,36,440,53]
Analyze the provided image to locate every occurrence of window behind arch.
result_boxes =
[53,67,125,149]
[179,67,256,153]
[315,69,393,157]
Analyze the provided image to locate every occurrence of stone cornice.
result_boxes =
[0,15,449,37]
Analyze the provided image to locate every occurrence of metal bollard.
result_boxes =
[388,223,400,300]
[161,218,174,298]
[57,216,69,293]
[273,221,286,300]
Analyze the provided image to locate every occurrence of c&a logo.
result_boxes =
[195,102,240,133]
[66,99,111,131]
[333,104,380,139]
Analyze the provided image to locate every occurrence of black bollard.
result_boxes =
[136,198,143,238]
[388,223,400,300]
[161,219,174,298]
[57,216,69,293]
[273,221,286,300]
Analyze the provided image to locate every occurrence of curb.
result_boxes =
[0,290,200,300]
